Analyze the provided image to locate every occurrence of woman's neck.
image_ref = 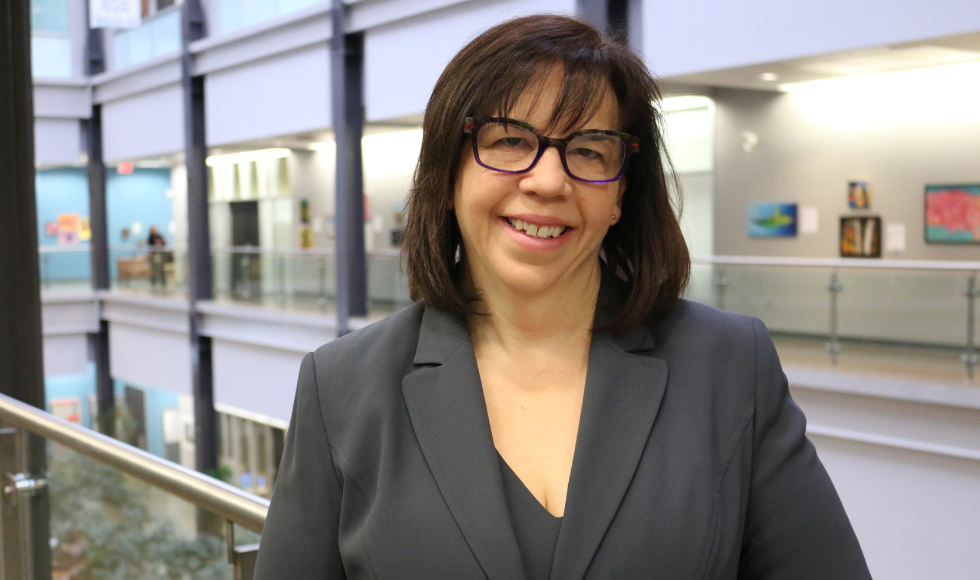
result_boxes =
[466,260,602,353]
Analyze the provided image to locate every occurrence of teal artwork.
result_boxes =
[748,203,798,237]
[925,184,980,244]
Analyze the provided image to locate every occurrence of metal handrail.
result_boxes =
[693,255,980,271]
[0,392,269,533]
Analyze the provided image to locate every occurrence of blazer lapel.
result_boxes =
[551,324,668,580]
[401,307,526,580]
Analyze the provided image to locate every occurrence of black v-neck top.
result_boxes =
[497,453,562,580]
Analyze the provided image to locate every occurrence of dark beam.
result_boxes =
[181,0,217,474]
[85,9,114,434]
[577,0,608,31]
[331,0,367,336]
[0,0,53,576]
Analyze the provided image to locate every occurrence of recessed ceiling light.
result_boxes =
[759,72,779,82]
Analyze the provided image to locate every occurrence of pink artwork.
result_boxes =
[925,185,980,244]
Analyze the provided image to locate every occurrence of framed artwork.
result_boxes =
[847,181,871,209]
[840,216,881,258]
[925,184,980,244]
[748,203,798,237]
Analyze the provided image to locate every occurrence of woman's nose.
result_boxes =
[522,146,568,197]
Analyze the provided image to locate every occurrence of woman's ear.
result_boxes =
[612,179,626,223]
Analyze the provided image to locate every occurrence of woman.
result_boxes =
[254,15,871,580]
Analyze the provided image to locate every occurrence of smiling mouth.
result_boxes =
[506,218,568,239]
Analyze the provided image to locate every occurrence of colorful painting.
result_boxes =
[748,203,798,237]
[925,184,980,244]
[840,216,881,258]
[57,213,80,246]
[848,181,871,209]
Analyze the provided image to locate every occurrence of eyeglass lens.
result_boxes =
[475,122,626,182]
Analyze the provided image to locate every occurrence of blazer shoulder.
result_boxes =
[308,304,424,413]
[655,299,763,347]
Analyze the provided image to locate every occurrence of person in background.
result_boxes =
[147,225,167,288]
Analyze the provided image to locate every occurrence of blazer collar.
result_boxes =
[405,273,667,580]
[403,307,527,580]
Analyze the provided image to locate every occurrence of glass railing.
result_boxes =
[112,7,182,70]
[39,246,190,295]
[219,0,326,34]
[0,392,267,579]
[211,246,409,317]
[31,0,72,78]
[690,256,980,381]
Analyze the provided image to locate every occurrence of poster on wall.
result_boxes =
[79,217,92,241]
[57,213,80,246]
[89,0,140,29]
[925,184,980,244]
[747,203,798,237]
[840,216,881,258]
[847,180,871,209]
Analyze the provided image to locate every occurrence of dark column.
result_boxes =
[331,0,367,337]
[608,0,629,41]
[577,0,608,31]
[578,0,629,39]
[181,0,217,474]
[84,17,115,435]
[0,0,53,576]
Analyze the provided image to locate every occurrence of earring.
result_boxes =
[612,214,616,219]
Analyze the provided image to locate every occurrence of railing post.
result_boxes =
[318,255,328,311]
[0,425,30,580]
[825,269,843,365]
[278,253,287,306]
[963,273,979,381]
[714,267,729,311]
[226,518,259,580]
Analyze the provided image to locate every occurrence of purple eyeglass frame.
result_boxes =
[463,116,640,184]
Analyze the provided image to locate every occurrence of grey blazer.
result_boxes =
[254,296,871,579]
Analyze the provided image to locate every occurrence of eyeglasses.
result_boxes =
[463,117,640,184]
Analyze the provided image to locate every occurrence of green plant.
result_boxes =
[48,445,232,580]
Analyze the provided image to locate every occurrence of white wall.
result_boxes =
[102,84,184,162]
[364,0,576,122]
[205,45,332,146]
[34,118,82,166]
[790,371,980,580]
[641,0,980,77]
[713,63,980,262]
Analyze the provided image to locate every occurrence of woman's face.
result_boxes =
[453,72,626,299]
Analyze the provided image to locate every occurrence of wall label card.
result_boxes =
[799,206,819,235]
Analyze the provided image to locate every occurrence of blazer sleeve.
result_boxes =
[737,319,872,580]
[254,352,347,580]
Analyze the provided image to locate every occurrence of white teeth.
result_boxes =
[507,218,567,239]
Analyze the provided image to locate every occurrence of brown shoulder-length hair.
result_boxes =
[402,14,689,334]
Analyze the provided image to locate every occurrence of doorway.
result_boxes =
[230,201,260,299]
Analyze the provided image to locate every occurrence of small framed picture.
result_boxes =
[748,203,798,238]
[840,216,881,258]
[925,184,980,244]
[847,181,871,209]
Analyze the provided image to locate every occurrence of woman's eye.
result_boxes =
[497,137,528,147]
[572,147,602,160]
